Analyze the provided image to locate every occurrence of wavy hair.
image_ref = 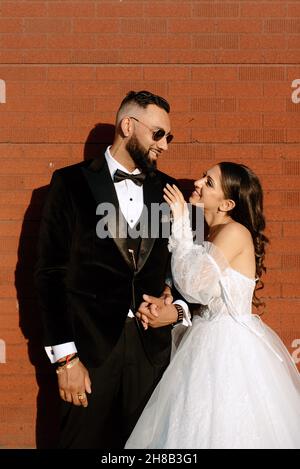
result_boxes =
[218,162,269,312]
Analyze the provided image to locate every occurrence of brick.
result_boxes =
[192,128,239,144]
[239,129,286,144]
[287,129,300,143]
[263,115,300,129]
[192,34,239,50]
[96,34,143,50]
[23,49,72,65]
[24,82,72,97]
[283,222,300,238]
[97,2,143,17]
[121,19,167,34]
[144,66,190,82]
[71,50,120,64]
[73,18,119,34]
[239,66,285,81]
[143,35,191,50]
[0,66,46,81]
[216,114,263,129]
[1,34,48,50]
[282,160,300,175]
[1,1,47,17]
[216,82,263,97]
[191,98,236,113]
[282,255,300,271]
[47,67,96,82]
[24,18,72,34]
[265,19,300,33]
[97,67,143,81]
[169,82,215,97]
[144,3,191,17]
[48,1,96,17]
[47,97,94,113]
[215,19,263,33]
[265,207,300,222]
[167,144,215,161]
[0,19,23,33]
[216,50,265,64]
[215,144,263,161]
[48,34,96,50]
[271,237,300,254]
[193,3,239,17]
[241,3,287,18]
[191,66,238,81]
[281,192,300,208]
[168,19,215,33]
[240,34,287,50]
[288,4,300,16]
[168,49,216,64]
[263,144,300,160]
[172,113,215,129]
[283,284,300,297]
[239,98,285,112]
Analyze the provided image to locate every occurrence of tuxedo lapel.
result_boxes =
[136,173,163,273]
[81,158,133,269]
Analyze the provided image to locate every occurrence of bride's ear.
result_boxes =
[218,199,235,213]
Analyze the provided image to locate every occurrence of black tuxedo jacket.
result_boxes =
[35,155,177,368]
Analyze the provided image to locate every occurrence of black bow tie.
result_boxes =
[113,169,146,187]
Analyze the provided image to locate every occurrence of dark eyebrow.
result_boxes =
[204,172,215,186]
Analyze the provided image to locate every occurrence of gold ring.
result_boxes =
[77,393,86,400]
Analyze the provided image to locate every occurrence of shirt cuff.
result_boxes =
[45,342,78,364]
[173,299,192,327]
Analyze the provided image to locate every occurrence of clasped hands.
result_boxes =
[136,287,178,330]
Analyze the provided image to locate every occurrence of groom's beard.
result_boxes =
[126,135,157,176]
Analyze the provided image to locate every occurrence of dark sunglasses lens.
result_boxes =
[153,129,174,144]
[153,129,165,141]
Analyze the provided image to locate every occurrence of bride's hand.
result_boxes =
[163,184,187,221]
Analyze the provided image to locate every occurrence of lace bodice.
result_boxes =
[169,212,256,320]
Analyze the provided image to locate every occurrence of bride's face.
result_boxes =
[189,165,226,211]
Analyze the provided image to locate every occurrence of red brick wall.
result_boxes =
[0,0,300,448]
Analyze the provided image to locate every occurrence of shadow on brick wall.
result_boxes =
[15,123,115,448]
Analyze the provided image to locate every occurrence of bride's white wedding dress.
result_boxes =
[126,213,300,449]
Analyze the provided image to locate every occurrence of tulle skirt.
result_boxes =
[125,315,300,449]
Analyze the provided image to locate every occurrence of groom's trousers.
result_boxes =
[58,317,169,449]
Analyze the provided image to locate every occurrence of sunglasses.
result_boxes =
[130,116,174,144]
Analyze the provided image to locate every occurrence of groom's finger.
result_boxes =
[143,294,161,306]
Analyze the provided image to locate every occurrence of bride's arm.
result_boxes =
[164,184,228,305]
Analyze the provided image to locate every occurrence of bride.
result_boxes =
[125,162,300,449]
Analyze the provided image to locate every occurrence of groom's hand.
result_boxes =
[136,294,178,329]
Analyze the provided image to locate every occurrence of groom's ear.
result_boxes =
[120,116,131,138]
[219,198,235,213]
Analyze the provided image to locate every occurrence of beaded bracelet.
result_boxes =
[56,357,80,375]
[55,353,78,369]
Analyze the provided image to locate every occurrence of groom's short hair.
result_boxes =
[118,90,170,115]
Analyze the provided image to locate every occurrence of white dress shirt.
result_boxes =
[45,146,191,363]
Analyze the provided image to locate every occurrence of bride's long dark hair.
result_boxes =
[218,162,269,312]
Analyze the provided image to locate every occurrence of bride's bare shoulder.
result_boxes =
[212,221,254,261]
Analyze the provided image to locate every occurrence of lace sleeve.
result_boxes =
[168,212,229,305]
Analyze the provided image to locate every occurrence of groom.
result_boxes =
[35,90,190,448]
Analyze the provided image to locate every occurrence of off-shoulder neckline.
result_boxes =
[203,240,256,283]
